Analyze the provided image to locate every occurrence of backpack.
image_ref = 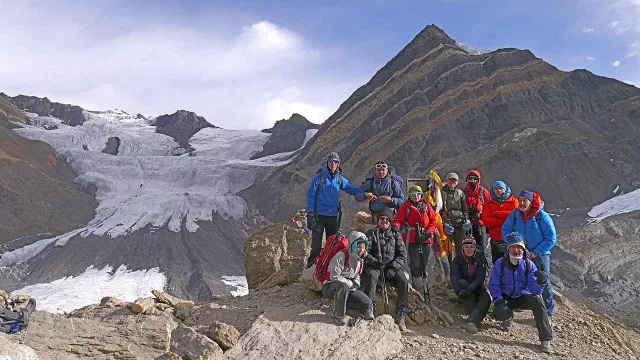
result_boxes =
[0,298,36,334]
[442,188,466,224]
[314,232,349,283]
[510,212,542,233]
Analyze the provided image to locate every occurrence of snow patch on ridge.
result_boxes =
[588,187,640,221]
[221,275,249,297]
[11,265,167,313]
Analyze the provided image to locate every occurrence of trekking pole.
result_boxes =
[417,241,431,307]
[376,233,389,315]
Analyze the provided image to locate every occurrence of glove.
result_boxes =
[444,223,455,235]
[470,209,481,221]
[390,224,400,232]
[374,259,385,270]
[462,219,472,231]
[458,289,472,298]
[534,270,547,286]
[306,214,317,231]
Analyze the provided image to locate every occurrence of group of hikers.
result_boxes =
[305,152,557,354]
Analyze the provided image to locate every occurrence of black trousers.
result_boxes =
[493,294,553,341]
[307,215,339,268]
[322,281,372,317]
[458,279,490,326]
[490,240,507,265]
[472,225,492,269]
[408,243,430,292]
[361,266,409,312]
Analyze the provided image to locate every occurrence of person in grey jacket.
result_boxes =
[322,231,374,325]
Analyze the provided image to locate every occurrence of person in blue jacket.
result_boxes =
[489,232,553,354]
[353,160,404,231]
[501,189,557,318]
[306,152,361,268]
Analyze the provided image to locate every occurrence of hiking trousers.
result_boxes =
[449,227,465,261]
[407,242,431,293]
[472,225,492,271]
[322,281,372,317]
[490,240,507,265]
[307,215,339,268]
[361,266,409,312]
[458,279,490,326]
[531,255,555,317]
[493,294,553,342]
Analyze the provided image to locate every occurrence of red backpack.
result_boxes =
[314,232,349,283]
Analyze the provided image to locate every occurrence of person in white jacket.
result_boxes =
[322,231,374,325]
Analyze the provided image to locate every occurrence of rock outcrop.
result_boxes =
[10,94,87,126]
[151,110,215,150]
[250,113,319,159]
[170,323,223,360]
[224,305,403,360]
[243,220,311,289]
[0,333,39,359]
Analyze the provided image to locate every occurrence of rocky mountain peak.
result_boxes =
[10,95,86,126]
[250,113,319,159]
[152,110,216,150]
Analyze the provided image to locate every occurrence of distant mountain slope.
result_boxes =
[244,24,640,221]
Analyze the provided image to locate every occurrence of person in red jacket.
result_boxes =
[464,170,492,268]
[391,185,437,295]
[482,180,519,265]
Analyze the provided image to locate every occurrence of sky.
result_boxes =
[0,0,638,130]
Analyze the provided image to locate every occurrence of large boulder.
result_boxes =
[20,307,177,359]
[206,321,239,351]
[170,323,223,360]
[0,333,39,359]
[243,220,311,289]
[224,305,402,360]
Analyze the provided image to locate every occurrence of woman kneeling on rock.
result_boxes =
[451,236,490,334]
[322,231,374,326]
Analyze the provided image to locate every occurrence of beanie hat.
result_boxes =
[326,152,340,163]
[461,235,476,247]
[408,185,423,195]
[518,189,533,202]
[378,209,394,221]
[492,181,507,191]
[445,172,459,181]
[505,232,526,250]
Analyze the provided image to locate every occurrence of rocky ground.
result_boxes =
[3,283,638,360]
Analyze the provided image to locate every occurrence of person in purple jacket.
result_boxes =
[488,232,553,354]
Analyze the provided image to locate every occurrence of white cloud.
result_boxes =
[605,1,640,34]
[582,26,596,33]
[586,56,597,61]
[612,60,622,67]
[0,2,366,130]
[626,40,640,57]
[609,20,620,28]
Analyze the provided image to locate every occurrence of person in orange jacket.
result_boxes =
[391,185,437,294]
[463,170,492,267]
[482,181,519,265]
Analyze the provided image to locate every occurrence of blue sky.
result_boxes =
[0,0,638,130]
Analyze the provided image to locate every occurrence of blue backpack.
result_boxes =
[0,298,36,334]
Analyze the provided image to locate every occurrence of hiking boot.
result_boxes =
[540,340,552,354]
[363,308,375,320]
[395,310,407,332]
[334,315,349,326]
[348,316,364,327]
[461,321,479,334]
[501,319,513,332]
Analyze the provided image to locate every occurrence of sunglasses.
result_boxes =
[467,178,479,182]
[378,216,390,222]
[462,244,476,248]
[375,164,388,169]
[409,192,423,197]
[328,159,340,164]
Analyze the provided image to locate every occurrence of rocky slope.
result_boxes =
[553,211,640,331]
[244,24,640,222]
[0,99,97,250]
[11,94,87,126]
[250,113,319,159]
